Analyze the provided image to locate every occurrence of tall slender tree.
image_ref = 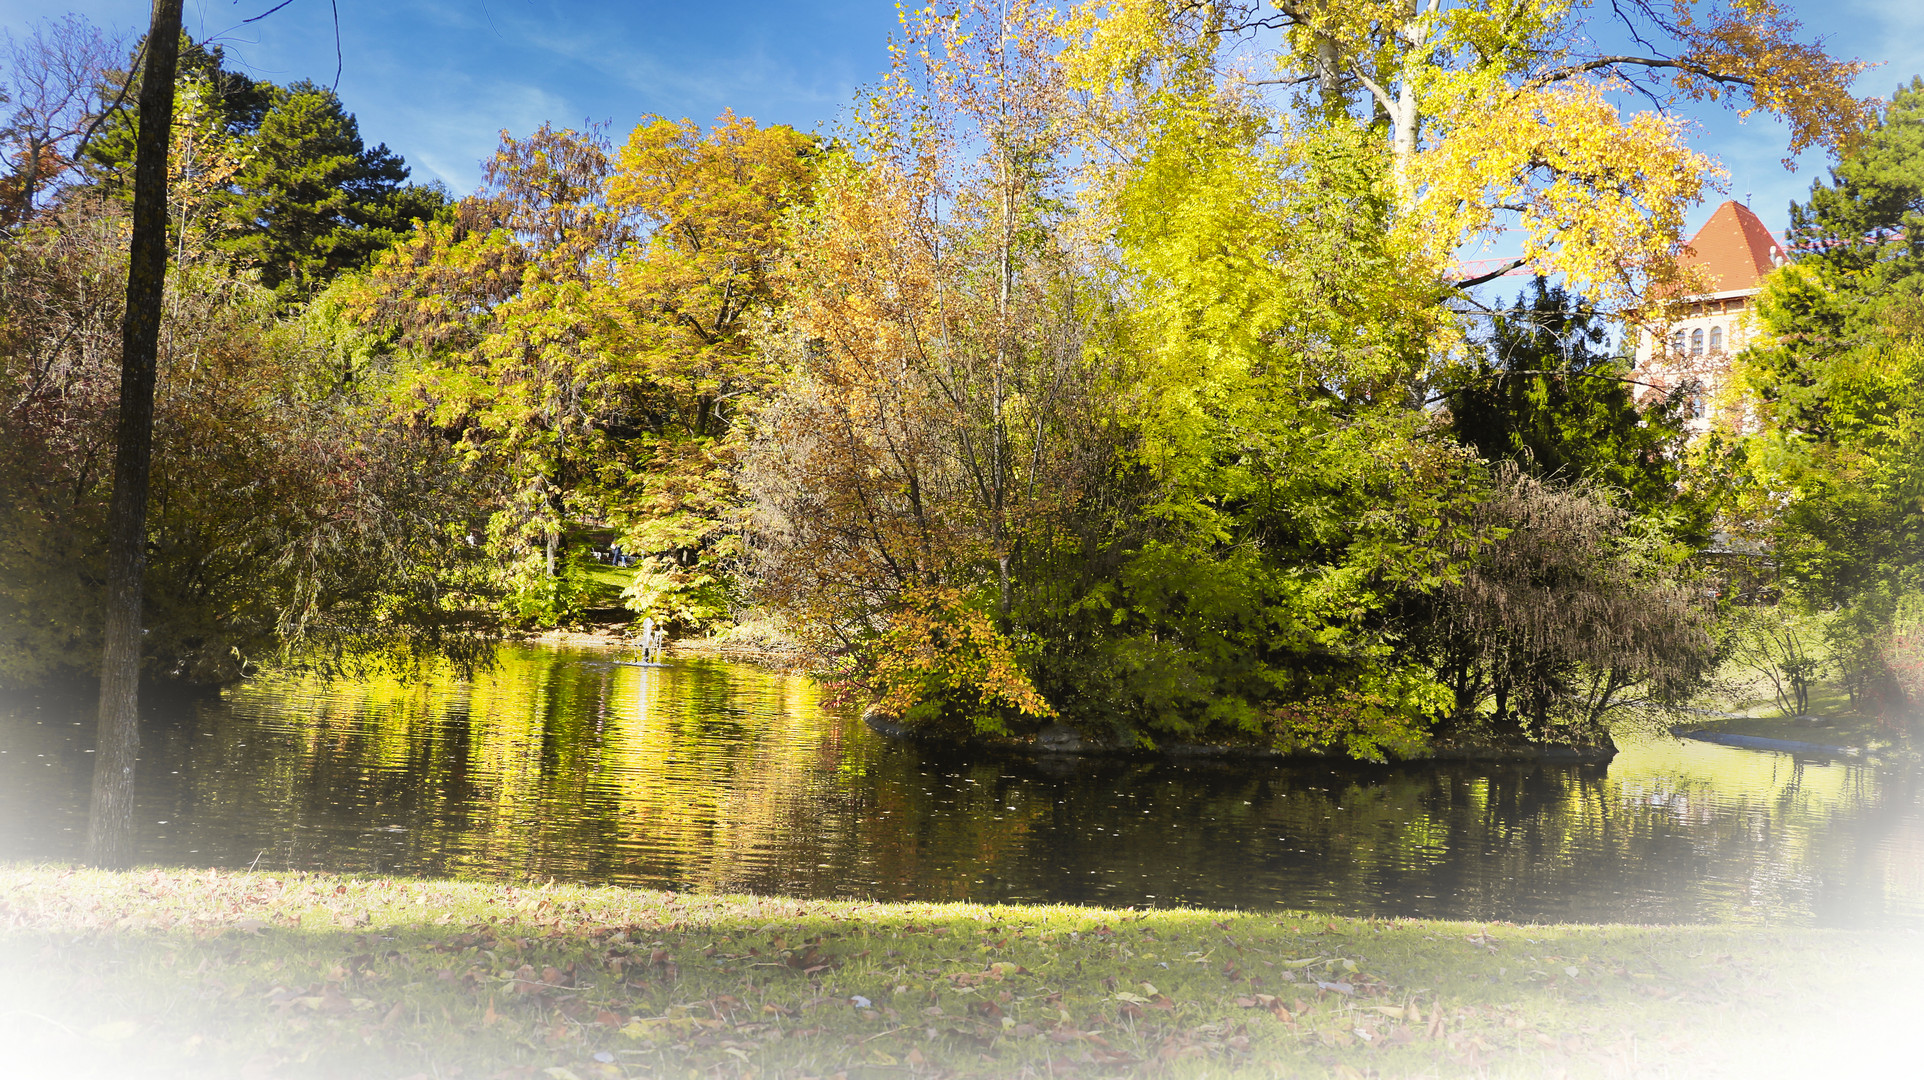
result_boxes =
[86,0,182,870]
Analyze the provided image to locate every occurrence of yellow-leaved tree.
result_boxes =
[1064,0,1870,312]
[353,116,817,630]
[602,114,819,627]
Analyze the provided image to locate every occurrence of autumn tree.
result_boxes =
[601,113,818,626]
[747,0,1095,734]
[1064,0,1869,312]
[745,2,1495,754]
[0,13,123,223]
[357,124,626,622]
[1061,109,1481,753]
[359,115,815,628]
[0,150,492,693]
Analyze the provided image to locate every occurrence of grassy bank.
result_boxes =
[1690,675,1915,755]
[2,865,1918,1079]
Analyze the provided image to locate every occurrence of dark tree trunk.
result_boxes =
[85,0,183,870]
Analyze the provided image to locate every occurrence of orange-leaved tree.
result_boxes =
[747,0,1114,734]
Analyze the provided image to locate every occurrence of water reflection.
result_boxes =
[1,646,1919,927]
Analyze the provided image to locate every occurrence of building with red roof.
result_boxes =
[1631,200,1788,432]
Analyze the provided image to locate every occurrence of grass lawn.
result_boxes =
[1691,671,1915,752]
[573,559,633,615]
[1683,707,1905,751]
[2,865,1919,1079]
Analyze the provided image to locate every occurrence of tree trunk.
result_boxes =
[1388,0,1436,214]
[85,0,183,871]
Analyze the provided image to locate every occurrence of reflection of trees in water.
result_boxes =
[844,752,1916,924]
[131,653,1923,925]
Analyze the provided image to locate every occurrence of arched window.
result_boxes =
[1673,329,1686,355]
[1691,328,1704,356]
[1709,325,1723,353]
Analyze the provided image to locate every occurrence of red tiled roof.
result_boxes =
[1680,201,1785,293]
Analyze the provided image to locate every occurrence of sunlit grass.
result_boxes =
[1696,671,1911,751]
[2,864,1918,1078]
[573,558,634,614]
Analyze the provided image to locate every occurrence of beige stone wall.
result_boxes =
[1630,290,1760,436]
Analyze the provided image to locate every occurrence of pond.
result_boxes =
[3,645,1921,927]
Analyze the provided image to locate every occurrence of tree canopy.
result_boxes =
[0,3,1889,759]
[1064,0,1868,311]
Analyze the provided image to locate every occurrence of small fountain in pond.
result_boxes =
[630,618,669,665]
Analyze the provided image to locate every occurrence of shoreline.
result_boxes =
[496,641,1915,763]
[864,710,1619,765]
[520,626,816,671]
[2,863,1918,1079]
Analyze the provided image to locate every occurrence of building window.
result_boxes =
[1691,328,1704,356]
[1709,325,1723,353]
[1673,329,1686,355]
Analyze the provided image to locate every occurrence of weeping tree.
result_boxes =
[1403,467,1718,743]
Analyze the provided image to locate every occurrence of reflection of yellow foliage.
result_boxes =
[219,650,1912,923]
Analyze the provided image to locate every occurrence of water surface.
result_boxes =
[3,646,1919,927]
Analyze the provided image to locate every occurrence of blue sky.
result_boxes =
[0,0,1919,240]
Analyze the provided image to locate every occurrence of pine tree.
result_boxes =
[1788,78,1924,308]
[1443,279,1697,527]
[215,81,441,294]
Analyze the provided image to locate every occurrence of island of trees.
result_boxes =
[3,1,1920,777]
